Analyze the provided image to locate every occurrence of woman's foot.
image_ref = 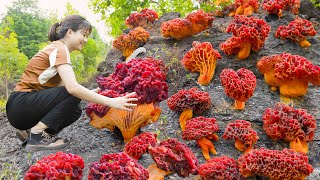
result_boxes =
[25,131,69,151]
[16,129,30,142]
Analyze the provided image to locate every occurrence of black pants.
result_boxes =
[6,86,81,134]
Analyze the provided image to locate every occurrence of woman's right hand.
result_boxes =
[106,92,138,111]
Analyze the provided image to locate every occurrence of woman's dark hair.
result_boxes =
[48,15,92,42]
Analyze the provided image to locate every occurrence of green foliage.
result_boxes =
[0,163,21,180]
[0,16,28,99]
[310,0,320,7]
[89,0,197,37]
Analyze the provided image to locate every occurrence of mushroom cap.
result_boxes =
[263,0,300,15]
[199,156,240,180]
[161,18,194,40]
[222,120,259,146]
[167,88,212,114]
[25,152,85,179]
[263,103,316,142]
[88,152,149,180]
[186,10,214,34]
[238,148,313,179]
[124,132,158,160]
[182,116,220,140]
[220,68,257,102]
[112,27,150,57]
[222,15,270,52]
[148,138,199,177]
[235,0,259,9]
[125,8,158,28]
[276,18,317,42]
[257,53,320,84]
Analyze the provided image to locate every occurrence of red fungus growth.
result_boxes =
[167,88,211,131]
[220,68,257,110]
[86,58,168,142]
[262,103,316,153]
[229,0,259,16]
[238,148,314,179]
[198,156,240,180]
[161,10,214,40]
[257,53,320,97]
[25,152,84,180]
[263,0,300,17]
[181,41,222,86]
[124,132,158,160]
[220,15,270,60]
[88,152,149,180]
[148,138,199,179]
[275,17,317,48]
[112,27,150,59]
[223,120,259,153]
[125,8,158,28]
[182,116,220,160]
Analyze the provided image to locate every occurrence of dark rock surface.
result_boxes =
[0,7,319,180]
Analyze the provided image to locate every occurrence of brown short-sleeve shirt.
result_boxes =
[15,41,71,92]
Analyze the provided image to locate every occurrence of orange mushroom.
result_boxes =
[220,15,270,60]
[229,0,259,16]
[263,0,300,17]
[167,88,212,131]
[257,53,320,97]
[181,41,222,86]
[112,27,150,59]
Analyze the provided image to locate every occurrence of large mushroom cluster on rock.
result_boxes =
[24,2,319,180]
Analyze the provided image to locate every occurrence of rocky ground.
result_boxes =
[0,2,319,179]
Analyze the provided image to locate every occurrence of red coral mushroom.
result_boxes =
[257,53,320,97]
[262,103,316,153]
[223,120,259,153]
[25,152,84,180]
[220,68,257,110]
[124,132,157,160]
[263,0,300,17]
[229,0,259,16]
[126,8,158,28]
[182,116,220,160]
[198,156,240,180]
[161,10,214,40]
[238,148,314,179]
[148,138,199,179]
[112,27,150,59]
[220,15,270,60]
[167,88,211,131]
[181,41,222,85]
[87,58,168,142]
[88,152,149,180]
[275,17,317,48]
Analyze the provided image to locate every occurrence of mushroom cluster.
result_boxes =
[263,0,300,17]
[86,57,168,142]
[161,10,214,40]
[263,103,317,153]
[229,0,259,16]
[220,15,270,60]
[125,8,158,28]
[257,52,320,97]
[275,17,317,48]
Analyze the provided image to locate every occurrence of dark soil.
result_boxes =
[1,4,320,180]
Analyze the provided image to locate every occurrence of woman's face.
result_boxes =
[70,29,89,51]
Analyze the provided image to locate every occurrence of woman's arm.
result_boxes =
[57,64,137,111]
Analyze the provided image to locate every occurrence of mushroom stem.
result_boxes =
[235,139,245,151]
[290,138,308,154]
[279,79,308,97]
[179,109,193,131]
[277,9,283,17]
[234,100,245,110]
[264,69,280,91]
[196,137,217,160]
[237,41,251,60]
[65,176,71,180]
[244,5,254,16]
[198,58,217,86]
[206,133,220,141]
[299,39,311,48]
[147,163,172,180]
[124,48,134,58]
[228,11,236,17]
[235,5,244,15]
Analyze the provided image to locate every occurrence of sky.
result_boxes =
[0,0,112,42]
